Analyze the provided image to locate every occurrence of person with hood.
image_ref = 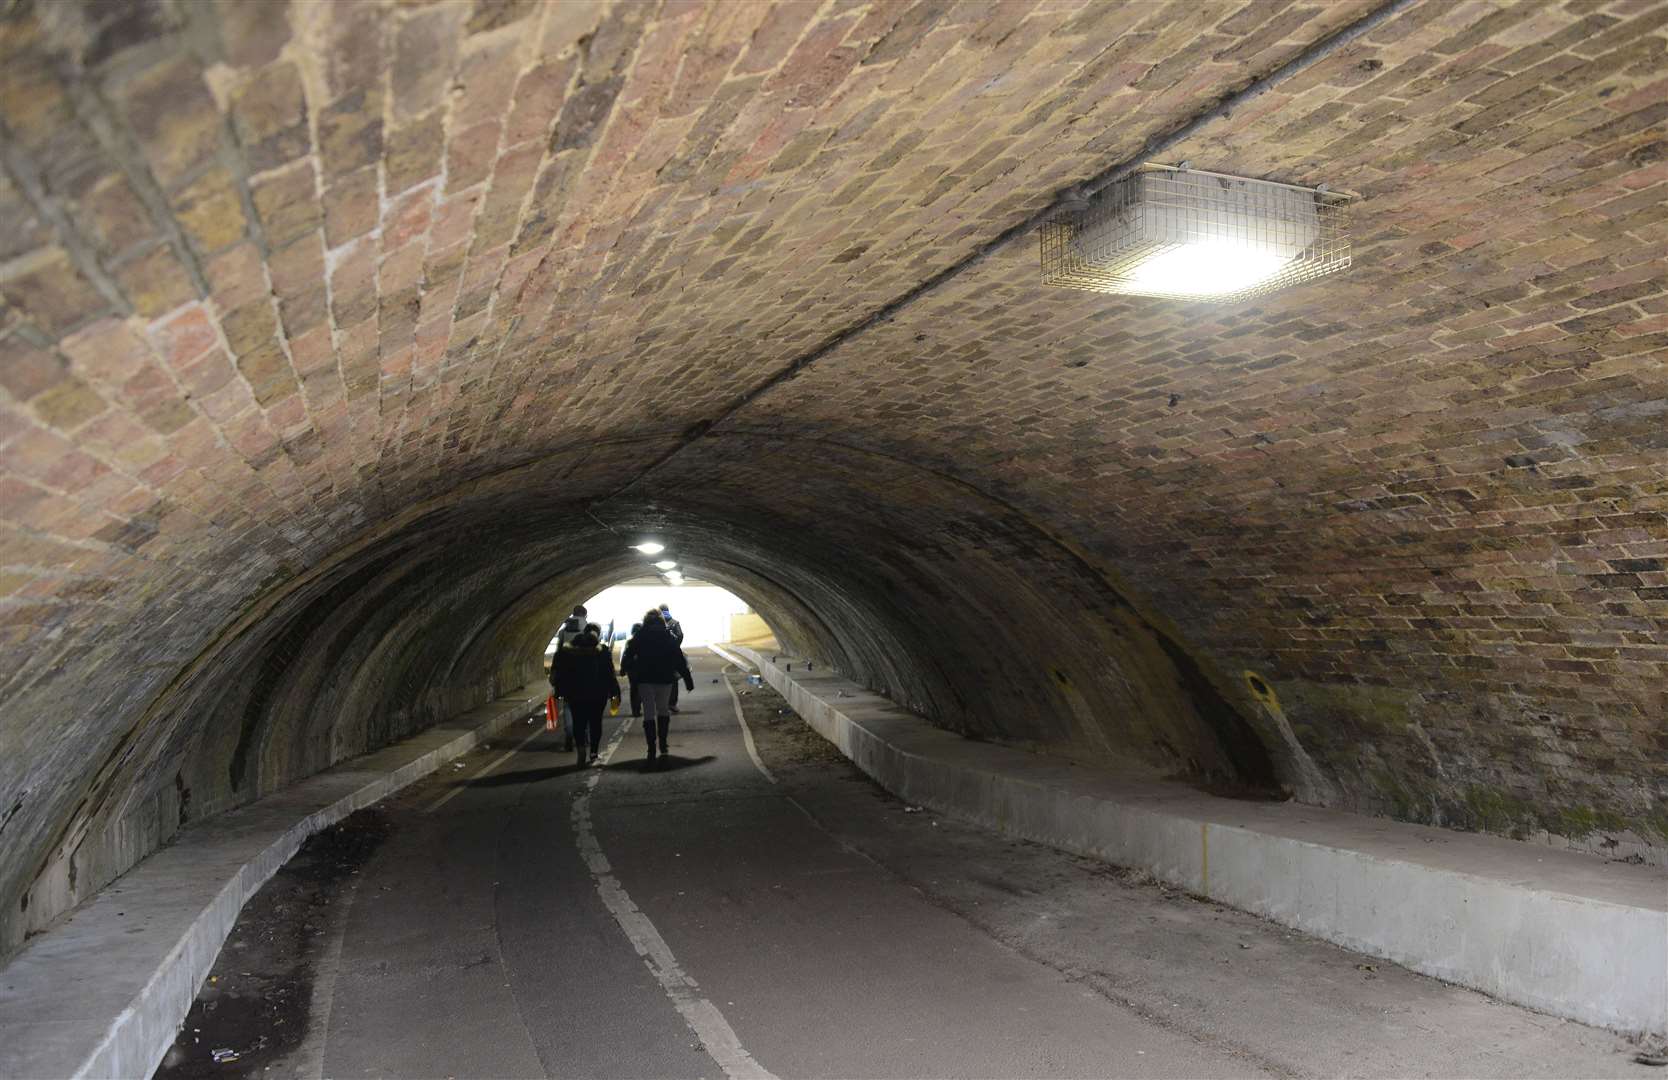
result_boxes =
[635,610,693,763]
[659,603,685,713]
[658,603,683,643]
[550,605,589,751]
[618,622,644,718]
[550,630,620,767]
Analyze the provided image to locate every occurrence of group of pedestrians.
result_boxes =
[548,604,694,767]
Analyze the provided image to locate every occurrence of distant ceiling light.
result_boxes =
[1041,166,1350,301]
[653,560,678,570]
[632,542,664,555]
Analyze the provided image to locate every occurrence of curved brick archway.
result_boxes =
[2,0,1665,954]
[7,441,1284,950]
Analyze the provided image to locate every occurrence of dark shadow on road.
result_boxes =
[608,754,718,773]
[458,765,575,787]
[440,751,719,790]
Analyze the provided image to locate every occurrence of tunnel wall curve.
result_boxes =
[4,0,1664,964]
[1,436,1289,956]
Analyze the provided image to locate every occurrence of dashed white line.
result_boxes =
[573,716,778,1080]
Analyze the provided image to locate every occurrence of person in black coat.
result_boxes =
[549,606,589,752]
[659,604,685,713]
[550,631,620,766]
[633,611,693,762]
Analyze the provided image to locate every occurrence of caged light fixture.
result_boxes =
[1040,165,1351,301]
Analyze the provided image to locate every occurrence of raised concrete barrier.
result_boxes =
[716,644,1668,1037]
[0,691,543,1080]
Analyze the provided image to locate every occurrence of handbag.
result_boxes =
[545,695,558,731]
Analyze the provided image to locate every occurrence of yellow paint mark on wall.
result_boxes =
[1244,669,1278,708]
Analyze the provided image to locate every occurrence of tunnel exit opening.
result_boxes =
[550,580,756,653]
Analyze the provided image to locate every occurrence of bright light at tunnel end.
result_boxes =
[631,542,665,555]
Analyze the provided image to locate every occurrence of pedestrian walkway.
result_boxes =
[715,644,1668,1040]
[208,654,1262,1078]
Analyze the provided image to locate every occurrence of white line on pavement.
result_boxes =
[706,647,898,873]
[725,670,776,785]
[710,640,773,784]
[573,716,779,1080]
[424,725,544,813]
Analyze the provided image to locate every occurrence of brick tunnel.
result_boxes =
[2,0,1666,1074]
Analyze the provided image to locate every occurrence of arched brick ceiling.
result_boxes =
[2,0,1665,955]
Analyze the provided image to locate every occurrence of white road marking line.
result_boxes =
[707,648,895,872]
[719,666,775,786]
[574,716,778,1080]
[708,644,775,784]
[424,725,544,813]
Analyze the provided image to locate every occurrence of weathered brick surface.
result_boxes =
[0,0,1664,954]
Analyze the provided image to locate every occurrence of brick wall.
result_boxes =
[2,0,1664,954]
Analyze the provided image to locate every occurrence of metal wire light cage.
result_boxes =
[1040,166,1351,301]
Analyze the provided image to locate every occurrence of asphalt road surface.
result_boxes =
[158,651,1645,1079]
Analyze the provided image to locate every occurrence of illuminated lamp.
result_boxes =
[1041,166,1350,301]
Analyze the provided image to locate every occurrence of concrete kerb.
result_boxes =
[0,691,544,1080]
[717,644,1668,1038]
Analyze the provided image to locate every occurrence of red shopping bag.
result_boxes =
[544,695,558,731]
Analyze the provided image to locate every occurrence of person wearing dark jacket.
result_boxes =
[618,623,644,718]
[658,604,683,643]
[550,631,620,767]
[634,611,693,762]
[550,606,588,751]
[660,604,685,713]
